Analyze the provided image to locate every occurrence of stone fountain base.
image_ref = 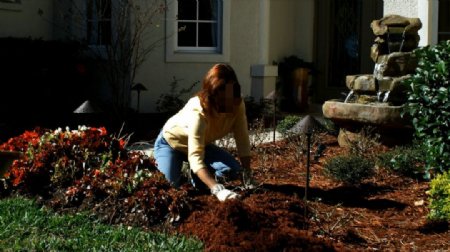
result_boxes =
[322,100,413,147]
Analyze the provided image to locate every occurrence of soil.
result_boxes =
[5,132,450,251]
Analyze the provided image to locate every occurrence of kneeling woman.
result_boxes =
[154,64,252,201]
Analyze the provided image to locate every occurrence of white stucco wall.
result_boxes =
[134,0,262,113]
[383,0,438,46]
[383,0,418,17]
[0,0,53,39]
[268,0,314,63]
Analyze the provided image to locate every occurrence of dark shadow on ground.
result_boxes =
[418,220,449,234]
[259,183,407,210]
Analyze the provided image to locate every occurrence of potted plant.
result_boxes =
[276,55,315,112]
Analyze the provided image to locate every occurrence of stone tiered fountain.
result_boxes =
[322,15,422,146]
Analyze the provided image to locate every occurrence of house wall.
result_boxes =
[135,0,262,113]
[0,0,53,39]
[134,0,316,113]
[269,0,315,63]
[383,0,439,46]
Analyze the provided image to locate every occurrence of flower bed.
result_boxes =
[0,126,189,227]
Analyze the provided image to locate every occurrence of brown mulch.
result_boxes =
[10,132,449,251]
[169,134,449,251]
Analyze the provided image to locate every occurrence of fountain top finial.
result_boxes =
[371,15,422,37]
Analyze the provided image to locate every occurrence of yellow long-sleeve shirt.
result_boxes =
[162,96,251,173]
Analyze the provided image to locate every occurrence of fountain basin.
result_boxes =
[322,100,413,146]
[323,100,410,128]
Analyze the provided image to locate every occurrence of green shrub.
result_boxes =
[427,171,450,221]
[324,155,375,185]
[376,143,426,178]
[403,40,450,176]
[277,115,301,134]
[244,96,271,124]
[156,76,199,115]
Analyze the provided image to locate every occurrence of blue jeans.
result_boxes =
[153,130,242,188]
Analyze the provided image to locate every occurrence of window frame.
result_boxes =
[438,0,450,42]
[0,0,22,11]
[86,0,112,46]
[176,0,221,52]
[165,0,230,62]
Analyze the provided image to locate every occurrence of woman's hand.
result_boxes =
[211,184,239,201]
[242,169,258,189]
[239,156,257,189]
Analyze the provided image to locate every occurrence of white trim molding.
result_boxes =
[418,0,439,46]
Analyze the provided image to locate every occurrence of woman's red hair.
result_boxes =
[197,64,240,116]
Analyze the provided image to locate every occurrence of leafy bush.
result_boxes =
[0,126,189,226]
[156,76,199,115]
[324,155,375,185]
[376,143,426,178]
[244,96,271,125]
[277,115,301,134]
[403,40,450,176]
[427,170,450,221]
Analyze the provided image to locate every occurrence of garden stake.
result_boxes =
[304,131,311,229]
[265,90,278,143]
[273,97,277,142]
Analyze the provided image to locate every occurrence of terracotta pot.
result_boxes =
[291,67,310,111]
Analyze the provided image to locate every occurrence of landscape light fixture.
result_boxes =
[73,100,102,114]
[288,114,322,228]
[131,83,148,113]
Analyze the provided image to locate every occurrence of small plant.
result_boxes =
[427,170,450,221]
[321,118,339,136]
[156,76,199,115]
[376,143,426,178]
[277,115,301,135]
[244,96,271,125]
[344,126,380,159]
[403,40,450,175]
[249,118,273,170]
[324,155,375,185]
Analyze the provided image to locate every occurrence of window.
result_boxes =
[177,0,220,50]
[0,0,21,11]
[86,0,112,46]
[166,0,230,62]
[438,0,450,42]
[0,0,20,3]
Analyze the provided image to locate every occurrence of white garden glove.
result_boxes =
[211,184,239,202]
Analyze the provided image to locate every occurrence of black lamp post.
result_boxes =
[131,83,147,113]
[288,114,321,228]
